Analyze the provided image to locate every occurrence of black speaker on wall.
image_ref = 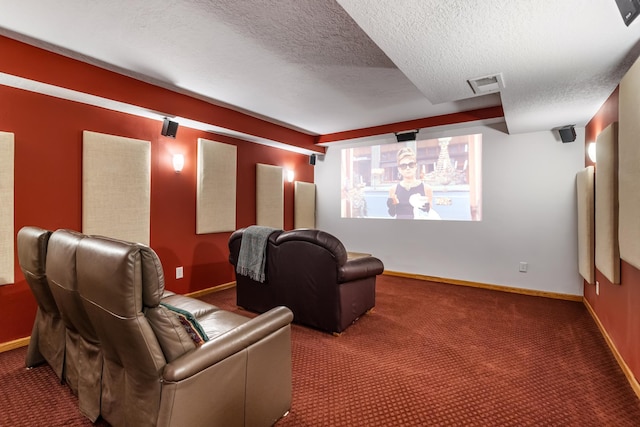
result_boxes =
[309,154,316,166]
[395,130,419,143]
[559,125,576,143]
[161,118,179,138]
[616,0,640,26]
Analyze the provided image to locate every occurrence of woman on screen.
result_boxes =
[387,147,438,219]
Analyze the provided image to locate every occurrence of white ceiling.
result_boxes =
[1,0,640,139]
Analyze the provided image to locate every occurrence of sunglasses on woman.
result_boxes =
[398,162,416,170]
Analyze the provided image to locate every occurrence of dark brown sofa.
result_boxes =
[228,228,384,334]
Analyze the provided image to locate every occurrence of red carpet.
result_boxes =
[1,275,639,426]
[202,275,640,426]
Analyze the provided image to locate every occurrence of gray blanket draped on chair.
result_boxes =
[236,226,279,283]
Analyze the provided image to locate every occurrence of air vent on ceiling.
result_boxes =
[468,73,505,95]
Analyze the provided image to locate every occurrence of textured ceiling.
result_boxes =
[1,0,640,139]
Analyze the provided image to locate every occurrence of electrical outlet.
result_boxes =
[596,281,599,295]
[519,262,528,273]
[176,266,183,279]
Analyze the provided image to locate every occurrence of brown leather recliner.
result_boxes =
[17,226,65,380]
[76,234,294,427]
[46,229,103,422]
[228,228,385,334]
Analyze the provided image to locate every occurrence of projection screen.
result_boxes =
[340,134,482,221]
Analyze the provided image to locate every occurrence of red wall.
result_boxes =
[0,42,314,343]
[0,37,318,152]
[584,87,640,382]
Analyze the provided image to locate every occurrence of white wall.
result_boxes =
[315,123,586,296]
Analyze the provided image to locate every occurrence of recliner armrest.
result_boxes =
[162,306,293,382]
[338,256,384,283]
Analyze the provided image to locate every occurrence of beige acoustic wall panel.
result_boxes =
[256,164,284,229]
[196,138,237,234]
[0,132,14,285]
[594,123,620,284]
[576,166,595,285]
[294,181,316,229]
[619,58,640,270]
[83,131,151,245]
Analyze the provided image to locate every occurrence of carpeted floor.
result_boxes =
[1,275,639,426]
[201,275,640,426]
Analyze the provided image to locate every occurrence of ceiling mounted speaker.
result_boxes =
[559,125,576,143]
[615,0,640,26]
[161,118,179,138]
[395,130,419,142]
[309,154,316,165]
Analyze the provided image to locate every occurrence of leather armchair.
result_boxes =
[76,234,293,427]
[17,226,65,380]
[46,229,102,421]
[229,228,385,334]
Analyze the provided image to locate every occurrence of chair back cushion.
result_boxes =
[17,226,66,379]
[46,229,98,342]
[275,229,348,265]
[76,235,166,426]
[17,226,56,314]
[46,229,104,421]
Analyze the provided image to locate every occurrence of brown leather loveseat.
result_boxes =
[228,228,384,335]
[18,226,294,427]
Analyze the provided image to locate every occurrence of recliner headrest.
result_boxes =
[77,235,165,318]
[46,229,86,292]
[17,226,51,277]
[17,226,57,314]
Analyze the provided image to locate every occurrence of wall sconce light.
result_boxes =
[286,169,295,183]
[587,142,596,163]
[172,154,185,173]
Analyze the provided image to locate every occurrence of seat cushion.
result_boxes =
[197,310,251,339]
[161,293,220,318]
[149,294,250,361]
